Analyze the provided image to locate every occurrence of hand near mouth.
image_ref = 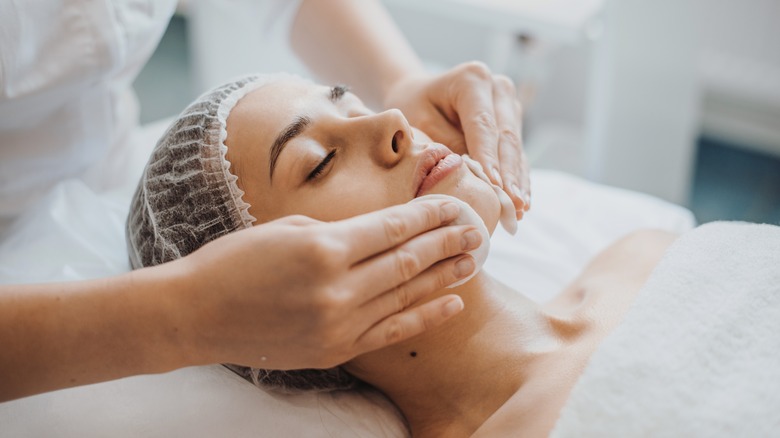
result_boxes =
[383,62,531,218]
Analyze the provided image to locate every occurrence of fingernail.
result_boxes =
[454,256,475,278]
[516,209,524,221]
[510,184,523,202]
[461,229,482,251]
[442,297,464,317]
[491,167,504,188]
[524,192,531,211]
[440,202,460,222]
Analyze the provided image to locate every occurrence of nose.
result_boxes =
[354,109,413,167]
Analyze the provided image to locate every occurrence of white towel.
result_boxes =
[552,221,780,437]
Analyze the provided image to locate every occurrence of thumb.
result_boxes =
[420,112,467,155]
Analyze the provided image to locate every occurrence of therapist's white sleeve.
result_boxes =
[0,0,177,227]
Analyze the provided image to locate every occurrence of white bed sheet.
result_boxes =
[0,120,696,437]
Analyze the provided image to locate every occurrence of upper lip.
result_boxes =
[413,143,454,197]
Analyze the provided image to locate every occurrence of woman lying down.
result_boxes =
[126,74,780,437]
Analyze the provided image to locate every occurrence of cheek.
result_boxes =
[262,170,405,222]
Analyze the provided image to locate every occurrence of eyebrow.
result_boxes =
[268,85,350,183]
[269,115,311,182]
[330,84,349,102]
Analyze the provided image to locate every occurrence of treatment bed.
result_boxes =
[0,119,700,437]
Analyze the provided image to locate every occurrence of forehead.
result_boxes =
[230,78,324,128]
[225,78,326,165]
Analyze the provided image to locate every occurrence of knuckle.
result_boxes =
[419,202,441,226]
[274,215,298,226]
[477,145,499,163]
[473,111,498,133]
[435,265,453,289]
[325,235,349,256]
[420,311,436,332]
[393,284,413,312]
[395,249,421,282]
[499,128,522,148]
[311,286,346,315]
[462,61,492,81]
[329,287,352,310]
[494,75,516,93]
[309,291,332,315]
[442,230,460,256]
[299,231,323,252]
[285,214,310,224]
[384,320,405,345]
[307,235,347,270]
[383,215,408,243]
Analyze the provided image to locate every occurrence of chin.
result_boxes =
[430,165,500,235]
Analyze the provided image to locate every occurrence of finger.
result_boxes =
[452,70,502,186]
[492,76,526,214]
[357,254,475,331]
[350,224,481,303]
[419,110,468,155]
[354,293,465,353]
[519,149,531,213]
[334,199,461,264]
[519,156,531,209]
[514,99,531,211]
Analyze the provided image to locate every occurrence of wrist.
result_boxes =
[126,262,199,372]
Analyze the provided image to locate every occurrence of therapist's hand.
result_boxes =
[174,198,478,371]
[383,61,531,219]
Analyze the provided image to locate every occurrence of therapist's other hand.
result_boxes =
[383,61,531,219]
[174,198,476,371]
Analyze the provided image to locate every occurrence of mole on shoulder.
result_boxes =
[410,351,417,358]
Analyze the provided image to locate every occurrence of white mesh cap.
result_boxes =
[126,73,357,393]
[126,74,268,268]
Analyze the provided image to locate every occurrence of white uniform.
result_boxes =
[0,0,178,232]
[0,0,307,239]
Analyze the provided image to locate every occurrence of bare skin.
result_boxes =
[0,202,475,402]
[467,229,679,438]
[292,0,531,215]
[1,0,529,403]
[340,230,678,438]
[222,76,679,436]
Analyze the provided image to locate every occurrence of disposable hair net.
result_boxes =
[126,73,357,393]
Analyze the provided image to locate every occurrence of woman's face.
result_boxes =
[225,77,500,231]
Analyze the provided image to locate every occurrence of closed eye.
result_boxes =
[307,149,337,181]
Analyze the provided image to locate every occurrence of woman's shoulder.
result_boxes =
[585,228,678,279]
[550,229,679,312]
[598,228,680,269]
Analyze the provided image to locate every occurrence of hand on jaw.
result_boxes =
[170,198,480,371]
[382,61,531,219]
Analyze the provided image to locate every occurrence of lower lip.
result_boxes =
[416,154,463,197]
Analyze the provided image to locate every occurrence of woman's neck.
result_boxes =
[344,272,587,437]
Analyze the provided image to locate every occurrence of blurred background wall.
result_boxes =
[133,0,780,224]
